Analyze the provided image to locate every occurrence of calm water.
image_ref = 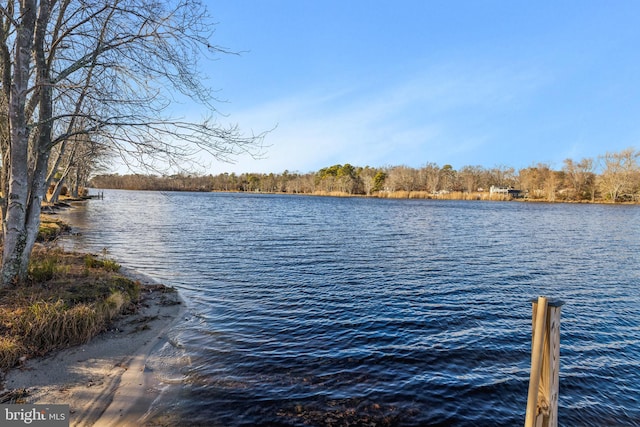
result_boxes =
[59,190,640,426]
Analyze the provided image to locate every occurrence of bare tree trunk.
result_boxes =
[44,141,67,202]
[71,167,82,198]
[23,0,54,265]
[49,176,65,204]
[0,4,14,238]
[2,0,38,285]
[49,159,74,203]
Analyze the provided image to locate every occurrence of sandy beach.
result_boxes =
[1,268,185,427]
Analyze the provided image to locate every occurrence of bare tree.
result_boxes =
[359,166,385,196]
[598,148,640,202]
[439,164,457,192]
[421,162,440,194]
[518,163,561,200]
[386,165,417,192]
[562,157,596,201]
[458,165,484,193]
[488,165,516,188]
[518,166,541,197]
[47,130,109,202]
[0,0,265,286]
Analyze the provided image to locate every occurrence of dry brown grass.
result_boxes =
[311,190,357,197]
[0,245,142,371]
[376,191,510,200]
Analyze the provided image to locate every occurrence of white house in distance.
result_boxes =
[489,185,523,198]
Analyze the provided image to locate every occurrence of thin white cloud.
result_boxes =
[207,59,552,174]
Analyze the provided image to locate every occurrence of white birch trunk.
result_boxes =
[2,0,37,286]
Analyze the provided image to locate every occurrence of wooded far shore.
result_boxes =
[90,148,640,204]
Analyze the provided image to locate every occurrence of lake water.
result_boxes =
[59,190,640,426]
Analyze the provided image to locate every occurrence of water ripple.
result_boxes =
[60,191,640,426]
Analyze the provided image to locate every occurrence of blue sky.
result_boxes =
[188,1,640,175]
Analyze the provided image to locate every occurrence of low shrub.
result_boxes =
[84,254,121,272]
[37,217,71,242]
[28,252,68,282]
[110,276,141,302]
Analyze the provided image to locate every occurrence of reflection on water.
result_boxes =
[59,191,640,426]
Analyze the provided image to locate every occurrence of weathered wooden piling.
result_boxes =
[525,296,564,427]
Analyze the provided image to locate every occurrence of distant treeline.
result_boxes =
[90,147,640,203]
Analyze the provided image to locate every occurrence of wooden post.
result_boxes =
[525,296,564,427]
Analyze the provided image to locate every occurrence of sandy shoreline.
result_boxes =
[1,268,185,426]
